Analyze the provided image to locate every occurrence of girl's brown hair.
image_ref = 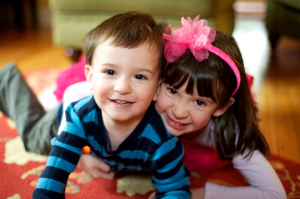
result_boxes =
[163,30,269,161]
[83,11,166,77]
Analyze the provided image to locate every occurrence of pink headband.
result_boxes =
[163,16,241,96]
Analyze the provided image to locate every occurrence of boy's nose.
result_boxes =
[114,79,132,95]
[172,99,189,118]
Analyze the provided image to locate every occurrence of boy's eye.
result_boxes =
[134,74,147,80]
[168,88,177,95]
[194,100,206,106]
[105,70,116,75]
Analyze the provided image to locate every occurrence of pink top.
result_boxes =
[192,120,287,199]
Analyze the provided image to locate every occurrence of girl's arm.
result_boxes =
[194,150,287,199]
[191,122,286,199]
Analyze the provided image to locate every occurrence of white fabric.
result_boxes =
[57,81,93,135]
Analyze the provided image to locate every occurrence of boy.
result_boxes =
[32,12,191,199]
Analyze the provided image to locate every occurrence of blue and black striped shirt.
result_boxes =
[33,96,191,199]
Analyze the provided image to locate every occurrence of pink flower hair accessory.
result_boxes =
[163,15,241,96]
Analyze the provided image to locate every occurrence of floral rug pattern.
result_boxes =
[1,69,300,199]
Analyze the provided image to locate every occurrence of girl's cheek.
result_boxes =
[155,93,171,112]
[155,98,164,113]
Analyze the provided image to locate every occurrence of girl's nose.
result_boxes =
[172,99,189,119]
[114,78,132,95]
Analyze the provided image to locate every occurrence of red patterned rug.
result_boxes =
[1,69,300,199]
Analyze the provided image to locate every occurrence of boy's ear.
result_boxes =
[152,80,162,101]
[212,97,235,117]
[84,65,94,90]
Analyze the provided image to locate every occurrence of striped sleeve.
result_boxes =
[149,137,191,199]
[32,105,89,199]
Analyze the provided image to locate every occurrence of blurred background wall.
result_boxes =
[0,0,51,30]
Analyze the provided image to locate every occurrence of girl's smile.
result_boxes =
[155,82,226,137]
[167,115,190,130]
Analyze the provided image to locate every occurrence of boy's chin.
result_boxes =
[104,112,144,124]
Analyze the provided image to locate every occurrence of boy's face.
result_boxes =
[85,39,160,123]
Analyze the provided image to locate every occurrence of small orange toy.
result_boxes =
[82,146,91,154]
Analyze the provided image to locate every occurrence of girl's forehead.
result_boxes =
[163,82,213,100]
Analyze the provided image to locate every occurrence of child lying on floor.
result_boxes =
[0,12,191,199]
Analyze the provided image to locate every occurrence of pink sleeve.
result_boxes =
[204,150,287,199]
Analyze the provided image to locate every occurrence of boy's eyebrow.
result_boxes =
[101,63,116,67]
[101,64,154,74]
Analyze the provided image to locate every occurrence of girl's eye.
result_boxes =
[105,70,116,75]
[168,88,177,95]
[134,75,147,80]
[194,100,206,106]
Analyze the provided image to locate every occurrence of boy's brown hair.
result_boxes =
[83,11,166,77]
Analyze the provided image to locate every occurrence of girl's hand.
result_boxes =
[78,154,114,180]
[148,191,156,199]
[190,187,205,199]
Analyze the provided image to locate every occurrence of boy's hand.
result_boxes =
[78,154,114,180]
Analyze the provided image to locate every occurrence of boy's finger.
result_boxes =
[93,168,114,180]
[96,159,111,172]
[100,172,114,180]
[86,173,95,180]
[90,157,111,172]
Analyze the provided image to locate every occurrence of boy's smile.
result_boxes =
[85,39,160,125]
[109,99,134,107]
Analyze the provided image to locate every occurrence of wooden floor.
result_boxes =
[258,37,300,163]
[0,28,71,72]
[0,18,300,163]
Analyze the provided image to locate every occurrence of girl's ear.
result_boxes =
[212,97,235,117]
[84,65,94,90]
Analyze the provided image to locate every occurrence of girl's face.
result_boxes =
[155,81,224,137]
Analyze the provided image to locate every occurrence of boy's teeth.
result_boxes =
[115,100,131,105]
[174,121,184,126]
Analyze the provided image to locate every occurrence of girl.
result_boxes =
[152,16,286,199]
[60,16,287,198]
